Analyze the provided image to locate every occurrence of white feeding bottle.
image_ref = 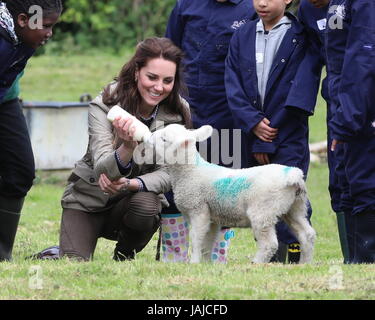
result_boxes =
[107,105,152,142]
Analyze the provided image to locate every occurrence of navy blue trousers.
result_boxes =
[0,98,35,198]
[343,137,375,215]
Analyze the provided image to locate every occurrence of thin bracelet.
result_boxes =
[120,178,131,192]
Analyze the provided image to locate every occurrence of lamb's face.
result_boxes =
[144,124,213,165]
[146,124,186,154]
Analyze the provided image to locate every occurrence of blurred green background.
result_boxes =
[39,0,300,55]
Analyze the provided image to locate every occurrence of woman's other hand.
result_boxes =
[98,173,140,195]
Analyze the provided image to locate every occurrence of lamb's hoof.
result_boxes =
[251,258,268,264]
[189,259,200,264]
[298,258,312,264]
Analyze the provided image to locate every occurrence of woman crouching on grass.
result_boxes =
[34,37,191,261]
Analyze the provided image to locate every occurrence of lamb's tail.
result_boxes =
[283,166,307,197]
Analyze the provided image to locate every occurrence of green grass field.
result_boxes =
[0,53,373,300]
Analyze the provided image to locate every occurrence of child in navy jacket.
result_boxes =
[0,0,62,261]
[327,0,375,264]
[225,0,320,263]
[298,0,352,264]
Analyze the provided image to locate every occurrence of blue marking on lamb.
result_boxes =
[213,177,252,202]
[283,166,293,175]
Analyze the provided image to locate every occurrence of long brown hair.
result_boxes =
[102,37,192,128]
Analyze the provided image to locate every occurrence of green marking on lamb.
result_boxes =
[213,177,252,201]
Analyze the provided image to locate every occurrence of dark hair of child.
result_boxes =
[3,0,63,18]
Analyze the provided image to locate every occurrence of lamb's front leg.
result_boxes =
[202,223,221,262]
[186,206,212,263]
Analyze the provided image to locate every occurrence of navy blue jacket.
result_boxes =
[326,0,375,140]
[165,0,255,129]
[0,27,34,103]
[298,0,329,102]
[225,13,314,174]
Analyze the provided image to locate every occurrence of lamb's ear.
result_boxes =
[194,125,213,142]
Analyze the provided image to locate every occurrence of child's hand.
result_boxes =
[330,139,343,151]
[253,153,270,165]
[252,118,278,142]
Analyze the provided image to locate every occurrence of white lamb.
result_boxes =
[140,124,316,264]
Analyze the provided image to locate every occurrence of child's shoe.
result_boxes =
[270,243,287,263]
[287,243,301,264]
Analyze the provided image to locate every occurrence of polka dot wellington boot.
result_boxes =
[211,227,235,264]
[160,213,189,262]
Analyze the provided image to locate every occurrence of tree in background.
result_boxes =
[48,0,301,53]
[288,0,301,15]
[52,0,175,52]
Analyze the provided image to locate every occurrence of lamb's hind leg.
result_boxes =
[283,198,316,264]
[187,206,212,263]
[251,224,279,263]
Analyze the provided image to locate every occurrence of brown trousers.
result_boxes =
[59,192,161,261]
